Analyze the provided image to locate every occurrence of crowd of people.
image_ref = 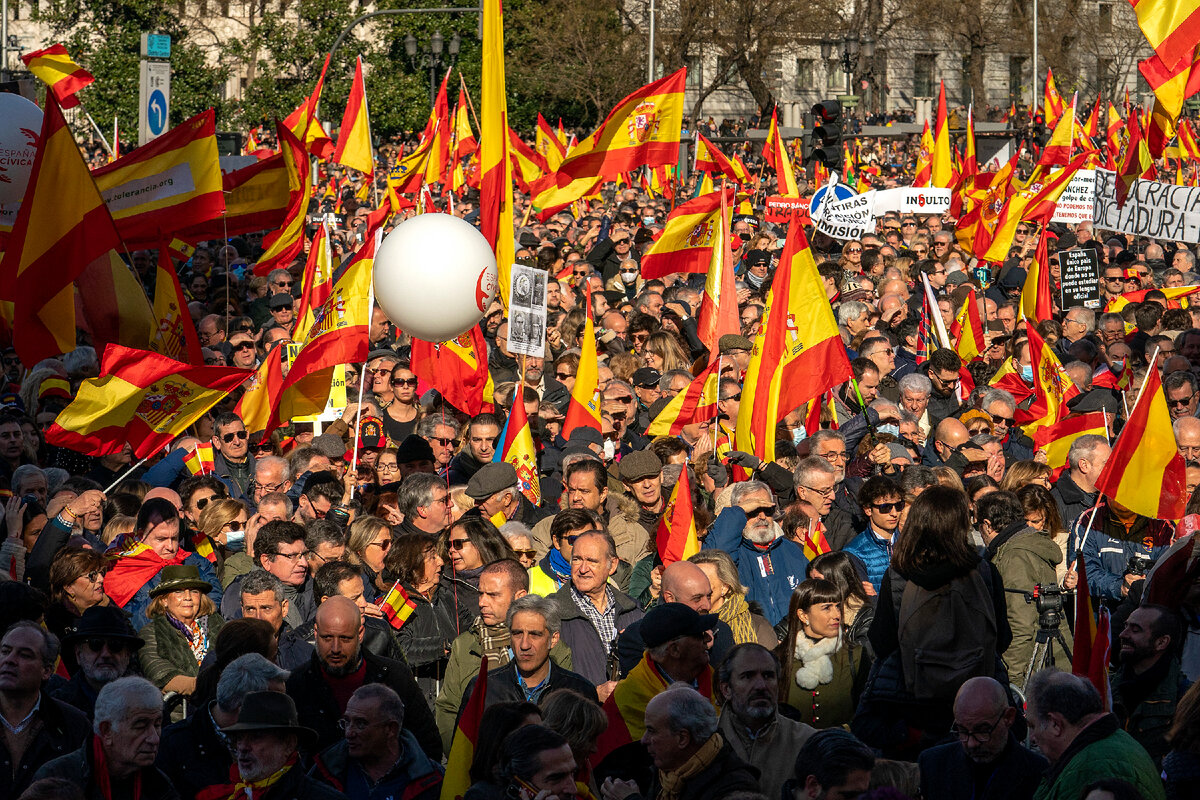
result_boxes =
[3,117,1200,800]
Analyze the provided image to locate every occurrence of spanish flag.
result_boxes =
[21,44,93,108]
[982,153,1086,262]
[1116,112,1156,209]
[75,250,158,355]
[656,465,699,565]
[1094,360,1187,520]
[424,71,453,185]
[697,186,739,354]
[593,656,714,764]
[380,581,418,630]
[1020,232,1054,322]
[91,109,226,248]
[1180,118,1200,160]
[562,285,603,440]
[1033,411,1109,478]
[333,55,375,177]
[1072,559,1112,709]
[1037,95,1077,167]
[735,225,851,463]
[1130,0,1200,74]
[1018,325,1080,435]
[0,94,120,365]
[234,344,285,435]
[175,148,293,241]
[1138,49,1200,155]
[293,223,334,336]
[932,81,953,187]
[1043,67,1067,127]
[253,122,312,276]
[441,657,488,800]
[694,133,744,184]
[914,121,934,187]
[536,112,566,171]
[453,87,478,160]
[495,392,540,505]
[647,361,721,437]
[282,53,334,159]
[803,520,833,561]
[391,138,435,195]
[184,442,215,476]
[46,345,251,458]
[1084,96,1102,138]
[949,288,985,363]
[531,172,604,222]
[508,127,549,192]
[641,188,732,278]
[478,0,515,306]
[762,109,799,197]
[554,69,685,183]
[410,325,492,417]
[1105,285,1200,313]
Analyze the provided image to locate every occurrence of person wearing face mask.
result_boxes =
[1093,341,1133,391]
[606,259,644,300]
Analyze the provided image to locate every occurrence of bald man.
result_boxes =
[918,677,1047,800]
[926,417,970,468]
[615,561,735,674]
[1175,416,1200,462]
[285,595,442,759]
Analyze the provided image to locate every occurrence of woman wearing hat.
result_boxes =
[138,564,225,700]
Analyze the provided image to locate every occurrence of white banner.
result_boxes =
[817,192,875,240]
[871,187,952,216]
[1092,169,1200,243]
[507,263,548,358]
[1051,169,1096,224]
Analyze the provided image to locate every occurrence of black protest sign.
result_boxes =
[1060,248,1101,309]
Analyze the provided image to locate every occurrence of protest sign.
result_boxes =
[1051,170,1096,224]
[764,195,810,224]
[816,192,875,240]
[871,187,951,216]
[507,263,547,358]
[1060,248,1102,310]
[1092,169,1200,243]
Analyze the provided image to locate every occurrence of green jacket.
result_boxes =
[433,622,574,753]
[1033,715,1166,800]
[987,525,1065,688]
[138,613,225,689]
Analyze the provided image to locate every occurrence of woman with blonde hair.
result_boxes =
[347,514,392,597]
[196,497,249,580]
[642,330,689,373]
[138,564,225,698]
[999,460,1053,492]
[101,514,135,546]
[689,550,776,646]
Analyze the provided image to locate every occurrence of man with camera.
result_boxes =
[1069,495,1173,612]
[977,491,1069,688]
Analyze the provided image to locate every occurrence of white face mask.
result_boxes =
[621,271,638,283]
[603,439,616,461]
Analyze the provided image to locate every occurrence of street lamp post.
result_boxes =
[405,31,460,105]
[821,34,874,112]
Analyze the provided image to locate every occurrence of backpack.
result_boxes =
[897,564,997,701]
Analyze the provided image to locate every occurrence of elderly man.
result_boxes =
[1050,434,1110,529]
[312,685,444,800]
[788,729,875,800]
[1175,416,1200,463]
[600,685,759,800]
[918,677,1047,800]
[395,472,453,536]
[716,643,815,800]
[157,653,288,799]
[790,455,858,550]
[620,450,667,538]
[416,415,461,477]
[285,596,441,758]
[0,622,90,798]
[529,508,604,596]
[465,461,548,529]
[460,595,595,715]
[218,692,345,800]
[252,455,292,505]
[32,676,178,799]
[898,372,933,438]
[1164,371,1200,420]
[1026,669,1164,800]
[51,606,143,719]
[805,431,867,539]
[981,388,1034,461]
[532,459,649,565]
[552,530,643,691]
[704,480,807,625]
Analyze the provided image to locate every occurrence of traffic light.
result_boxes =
[810,99,844,174]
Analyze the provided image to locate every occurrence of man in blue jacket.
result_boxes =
[844,476,902,592]
[702,480,807,625]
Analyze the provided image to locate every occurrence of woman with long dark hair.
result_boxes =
[808,549,875,650]
[441,516,515,631]
[381,531,457,705]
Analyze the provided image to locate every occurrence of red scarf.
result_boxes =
[104,543,186,608]
[93,735,141,800]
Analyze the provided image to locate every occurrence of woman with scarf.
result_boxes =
[137,564,225,700]
[777,578,869,729]
[688,550,776,646]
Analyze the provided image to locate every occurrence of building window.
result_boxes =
[826,59,843,90]
[913,54,936,98]
[1009,55,1027,101]
[685,55,703,92]
[1099,4,1112,33]
[796,58,815,91]
[1098,57,1113,87]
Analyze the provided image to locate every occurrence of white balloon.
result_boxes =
[373,213,498,342]
[0,94,43,205]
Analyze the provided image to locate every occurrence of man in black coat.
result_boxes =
[918,677,1047,800]
[284,596,442,759]
[459,595,597,718]
[50,605,143,720]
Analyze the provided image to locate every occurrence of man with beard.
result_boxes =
[52,607,143,719]
[716,643,815,800]
[918,677,1046,800]
[702,481,806,626]
[1111,605,1189,766]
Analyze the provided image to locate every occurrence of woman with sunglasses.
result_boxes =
[45,546,111,640]
[195,498,250,584]
[346,515,393,600]
[382,363,423,445]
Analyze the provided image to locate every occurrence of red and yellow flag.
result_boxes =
[932,81,953,187]
[453,87,478,161]
[253,122,312,276]
[380,581,418,630]
[1094,362,1187,519]
[562,286,603,440]
[293,223,334,336]
[1130,0,1200,74]
[1033,411,1109,477]
[234,343,285,435]
[1038,96,1077,167]
[656,465,699,565]
[982,154,1086,261]
[641,188,732,278]
[496,394,540,505]
[1072,559,1113,709]
[91,109,225,247]
[694,133,745,184]
[282,54,334,159]
[184,442,215,476]
[441,657,488,800]
[593,656,713,765]
[696,187,739,355]
[914,121,934,187]
[479,0,515,305]
[410,325,492,417]
[508,127,549,192]
[174,150,292,241]
[332,55,375,176]
[75,250,157,355]
[1116,112,1156,208]
[424,71,453,185]
[21,44,93,108]
[762,109,799,196]
[0,94,121,365]
[1020,232,1054,322]
[536,112,566,171]
[149,245,202,365]
[46,345,251,458]
[1043,68,1067,127]
[555,69,685,183]
[735,225,852,462]
[1018,325,1080,435]
[949,288,985,363]
[646,361,721,437]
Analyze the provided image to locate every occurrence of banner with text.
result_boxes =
[816,192,875,240]
[871,187,952,217]
[1092,169,1200,243]
[1051,170,1096,224]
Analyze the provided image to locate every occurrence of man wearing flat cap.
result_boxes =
[465,461,547,529]
[619,450,666,538]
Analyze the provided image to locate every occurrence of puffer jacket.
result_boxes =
[703,506,809,626]
[844,527,894,592]
[985,523,1066,688]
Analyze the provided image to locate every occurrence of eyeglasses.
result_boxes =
[391,377,418,387]
[254,480,286,493]
[799,484,836,498]
[233,341,256,351]
[222,430,249,443]
[512,549,537,559]
[448,538,471,550]
[818,450,849,462]
[556,372,575,380]
[84,638,128,654]
[377,462,400,473]
[430,437,459,447]
[952,712,1006,744]
[989,414,1014,426]
[1168,392,1196,407]
[269,549,307,562]
[368,368,392,375]
[871,501,904,513]
[366,538,392,552]
[196,496,216,511]
[338,717,388,733]
[745,504,776,518]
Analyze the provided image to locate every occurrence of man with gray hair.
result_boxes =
[897,372,933,436]
[460,594,596,714]
[395,472,453,536]
[1051,433,1110,529]
[157,653,289,798]
[32,676,178,798]
[980,388,1034,461]
[837,300,871,339]
[704,479,807,625]
[252,455,292,505]
[11,463,47,505]
[601,684,760,800]
[1025,669,1164,800]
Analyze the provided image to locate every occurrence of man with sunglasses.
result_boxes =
[981,389,1034,462]
[52,606,143,719]
[921,348,965,426]
[416,416,461,478]
[844,477,903,593]
[918,677,1046,800]
[1164,371,1200,420]
[228,331,258,369]
[211,411,256,498]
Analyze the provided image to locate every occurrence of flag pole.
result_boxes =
[103,454,154,494]
[349,235,378,493]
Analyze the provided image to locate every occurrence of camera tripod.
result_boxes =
[1004,585,1074,678]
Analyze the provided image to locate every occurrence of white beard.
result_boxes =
[744,519,783,545]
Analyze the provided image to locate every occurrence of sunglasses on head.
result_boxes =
[222,430,248,443]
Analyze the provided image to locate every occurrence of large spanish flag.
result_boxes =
[253,122,312,276]
[593,656,714,764]
[454,87,478,161]
[932,81,953,187]
[508,127,549,192]
[410,325,492,417]
[91,109,225,247]
[1094,361,1188,519]
[75,250,157,354]
[1043,67,1067,127]
[982,153,1086,262]
[1130,0,1200,76]
[424,71,453,185]
[554,68,685,183]
[1033,411,1109,477]
[149,245,202,365]
[647,361,721,439]
[914,121,934,187]
[441,657,488,800]
[495,391,540,505]
[174,150,292,241]
[762,109,799,197]
[735,225,851,463]
[21,44,93,108]
[234,343,285,435]
[1018,324,1080,435]
[1037,96,1077,167]
[293,223,334,336]
[657,465,699,565]
[333,55,375,177]
[0,94,120,365]
[1105,285,1200,313]
[46,345,251,458]
[696,186,739,354]
[562,286,602,440]
[479,0,515,306]
[641,188,732,278]
[1020,233,1054,322]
